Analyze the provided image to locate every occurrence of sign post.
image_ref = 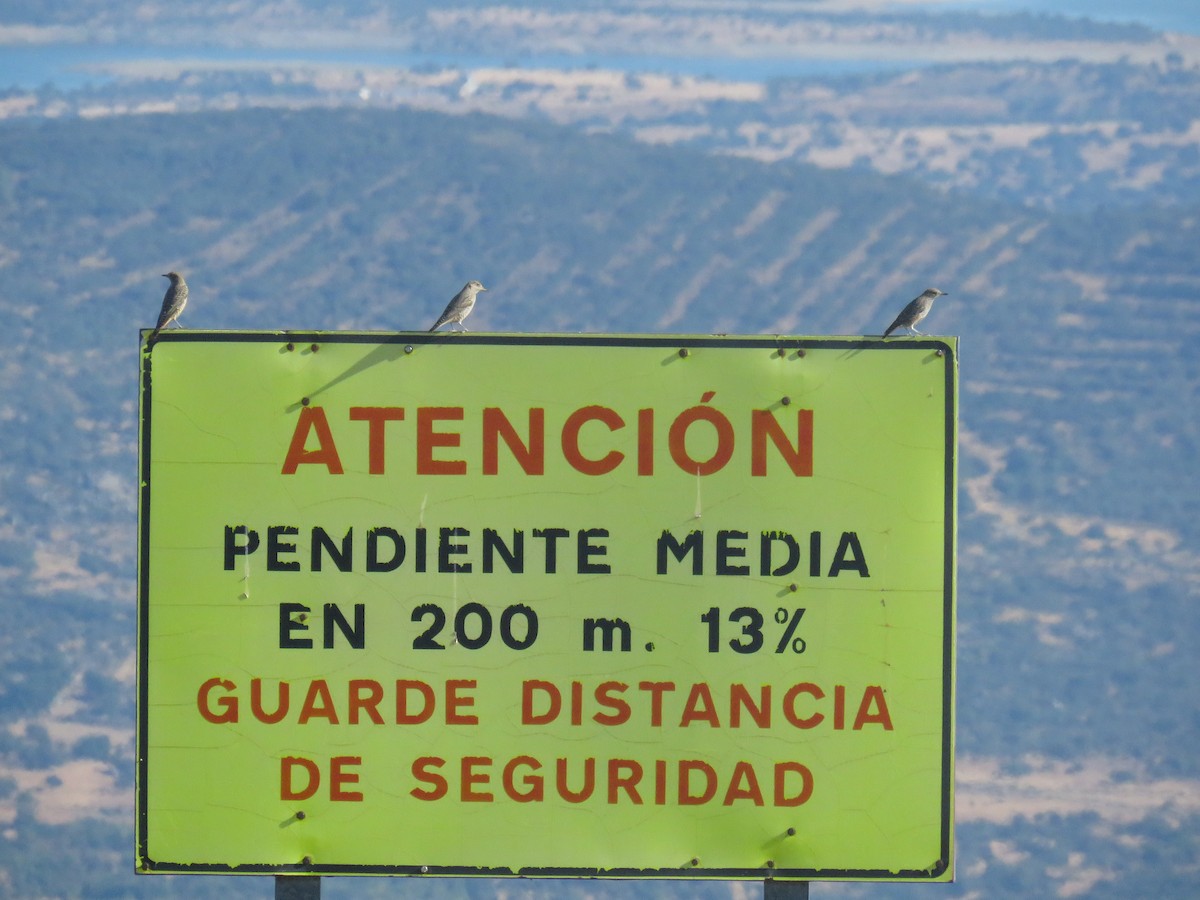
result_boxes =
[137,332,957,883]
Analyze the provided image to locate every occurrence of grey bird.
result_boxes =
[150,272,189,340]
[883,288,946,338]
[429,280,486,332]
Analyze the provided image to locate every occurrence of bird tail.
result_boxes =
[882,324,897,339]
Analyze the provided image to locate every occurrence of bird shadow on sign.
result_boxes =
[283,341,410,414]
[837,340,947,365]
[837,341,874,360]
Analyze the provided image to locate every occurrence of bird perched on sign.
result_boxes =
[883,288,946,338]
[429,280,487,332]
[150,272,189,341]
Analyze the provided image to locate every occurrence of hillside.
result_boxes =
[0,104,1197,896]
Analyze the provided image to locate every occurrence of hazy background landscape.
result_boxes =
[0,0,1197,897]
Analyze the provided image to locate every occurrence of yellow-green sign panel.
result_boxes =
[137,333,957,880]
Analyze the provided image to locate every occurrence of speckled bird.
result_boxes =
[150,272,189,340]
[883,288,946,338]
[429,280,486,332]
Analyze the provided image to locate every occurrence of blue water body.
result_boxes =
[0,1,1193,93]
[0,45,920,92]
[1,45,125,91]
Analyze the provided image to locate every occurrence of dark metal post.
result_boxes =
[765,879,809,899]
[275,875,320,899]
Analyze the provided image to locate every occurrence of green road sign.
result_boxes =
[137,332,957,880]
